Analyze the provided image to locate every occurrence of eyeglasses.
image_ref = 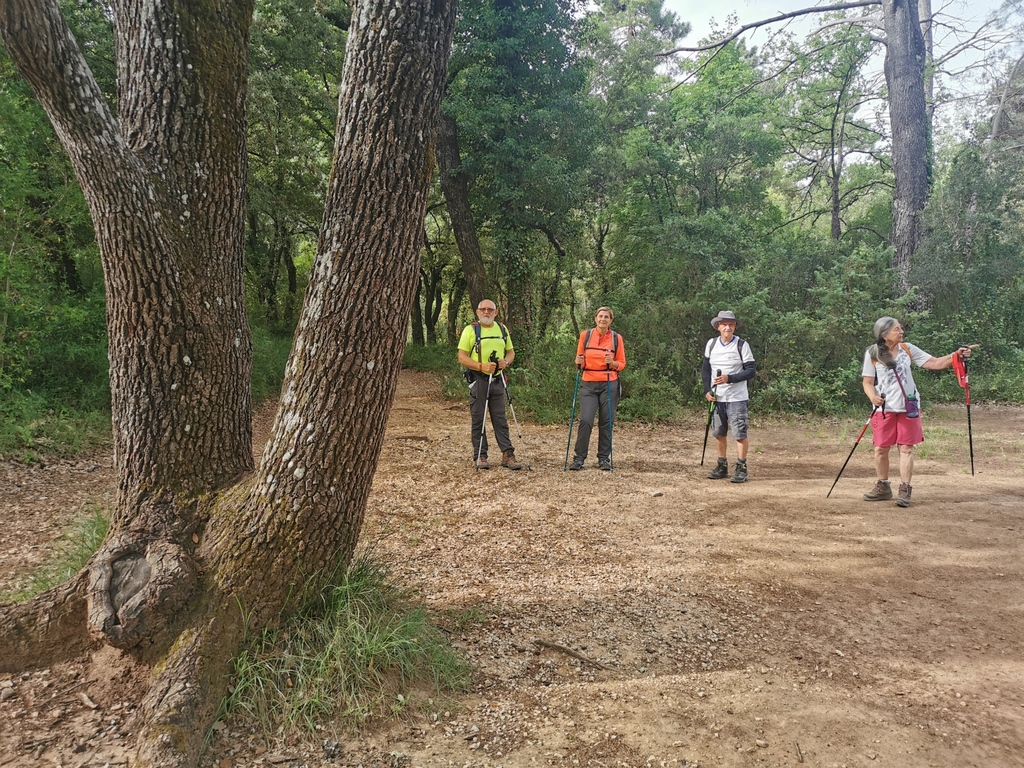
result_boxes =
[477,306,496,312]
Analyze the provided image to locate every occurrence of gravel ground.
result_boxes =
[2,369,1023,768]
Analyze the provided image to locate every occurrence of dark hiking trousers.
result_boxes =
[469,373,513,458]
[572,380,620,462]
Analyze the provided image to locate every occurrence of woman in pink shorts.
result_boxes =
[861,317,976,508]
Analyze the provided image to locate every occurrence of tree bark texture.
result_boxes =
[1,0,458,764]
[137,0,458,763]
[882,0,930,297]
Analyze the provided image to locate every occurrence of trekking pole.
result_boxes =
[952,346,977,476]
[606,363,614,472]
[500,369,531,470]
[700,369,721,466]
[563,366,582,470]
[476,363,496,471]
[826,404,880,498]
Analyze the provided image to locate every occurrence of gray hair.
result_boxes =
[867,316,900,369]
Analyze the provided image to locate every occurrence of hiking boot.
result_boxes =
[730,460,748,483]
[863,479,892,501]
[502,450,523,470]
[707,458,729,479]
[598,459,612,471]
[569,457,585,471]
[476,455,490,470]
[896,482,912,507]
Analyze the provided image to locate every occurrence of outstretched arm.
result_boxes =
[922,344,979,371]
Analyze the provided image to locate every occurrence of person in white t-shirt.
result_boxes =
[701,310,756,483]
[860,316,976,507]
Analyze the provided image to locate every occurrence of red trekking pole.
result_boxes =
[952,348,976,476]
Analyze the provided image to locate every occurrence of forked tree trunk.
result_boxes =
[0,0,458,766]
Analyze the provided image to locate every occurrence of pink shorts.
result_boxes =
[870,410,924,448]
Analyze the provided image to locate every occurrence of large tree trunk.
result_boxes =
[882,0,930,297]
[1,0,255,658]
[0,0,458,765]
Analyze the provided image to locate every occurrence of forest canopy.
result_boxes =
[2,0,1023,453]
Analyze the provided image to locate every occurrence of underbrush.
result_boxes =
[0,391,111,462]
[0,506,109,602]
[222,554,471,738]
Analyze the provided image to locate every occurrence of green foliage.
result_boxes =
[0,506,108,602]
[0,390,111,461]
[499,335,581,424]
[246,0,347,330]
[251,326,294,404]
[445,0,598,341]
[225,555,470,734]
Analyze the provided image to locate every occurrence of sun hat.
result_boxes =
[711,310,740,330]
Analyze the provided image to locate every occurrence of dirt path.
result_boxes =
[2,369,1023,767]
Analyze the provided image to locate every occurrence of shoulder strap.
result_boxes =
[584,329,618,353]
[472,322,482,358]
[471,321,508,360]
[707,337,744,357]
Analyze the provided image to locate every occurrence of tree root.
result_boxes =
[0,573,94,672]
[132,601,246,768]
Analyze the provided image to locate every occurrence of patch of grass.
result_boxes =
[225,554,471,735]
[2,506,109,602]
[0,391,111,462]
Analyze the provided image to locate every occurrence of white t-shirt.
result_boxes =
[705,337,755,403]
[861,342,931,413]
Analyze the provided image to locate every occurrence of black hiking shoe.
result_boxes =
[707,458,729,479]
[569,457,585,471]
[730,460,748,483]
[598,459,612,471]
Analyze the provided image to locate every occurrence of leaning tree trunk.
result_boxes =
[882,0,930,298]
[0,0,458,765]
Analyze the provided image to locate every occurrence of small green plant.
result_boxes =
[2,506,109,602]
[225,554,470,735]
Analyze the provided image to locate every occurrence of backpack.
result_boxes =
[705,336,746,358]
[471,321,508,362]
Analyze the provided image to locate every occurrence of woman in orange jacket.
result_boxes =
[568,307,626,471]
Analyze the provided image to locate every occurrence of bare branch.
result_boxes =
[986,52,1024,155]
[660,0,882,56]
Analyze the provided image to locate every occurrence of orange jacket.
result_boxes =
[577,328,626,383]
